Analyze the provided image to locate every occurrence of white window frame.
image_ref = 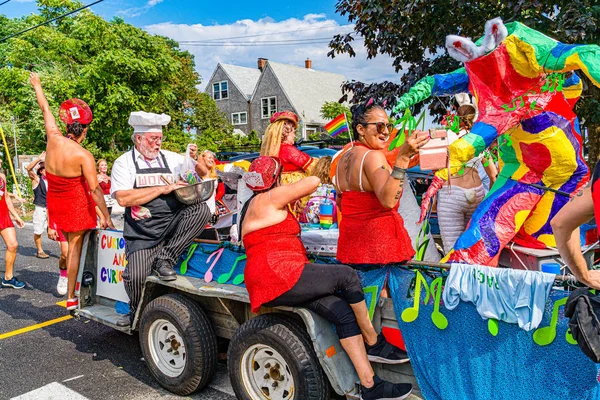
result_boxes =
[231,112,248,125]
[261,96,277,119]
[212,81,228,101]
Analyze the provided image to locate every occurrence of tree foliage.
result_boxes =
[0,0,235,166]
[329,1,600,160]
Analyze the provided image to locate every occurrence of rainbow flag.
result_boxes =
[323,114,349,138]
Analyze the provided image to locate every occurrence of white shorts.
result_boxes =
[33,206,48,235]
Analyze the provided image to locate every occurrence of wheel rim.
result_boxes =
[147,319,187,378]
[240,344,295,399]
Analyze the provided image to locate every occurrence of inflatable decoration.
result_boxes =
[393,18,600,265]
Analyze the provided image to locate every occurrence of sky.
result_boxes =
[2,0,403,91]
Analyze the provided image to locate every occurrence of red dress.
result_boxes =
[99,179,111,195]
[243,211,308,312]
[0,177,14,230]
[337,191,415,265]
[279,143,314,172]
[46,172,97,233]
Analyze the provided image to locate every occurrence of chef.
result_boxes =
[111,111,211,327]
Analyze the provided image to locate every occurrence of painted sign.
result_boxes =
[96,230,129,303]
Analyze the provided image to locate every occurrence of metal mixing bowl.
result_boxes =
[174,179,216,205]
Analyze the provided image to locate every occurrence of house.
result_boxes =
[205,58,346,138]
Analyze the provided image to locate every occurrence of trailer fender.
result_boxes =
[290,308,359,397]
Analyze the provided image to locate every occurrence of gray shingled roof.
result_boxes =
[266,61,346,125]
[219,63,262,100]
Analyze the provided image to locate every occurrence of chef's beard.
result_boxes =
[138,142,160,160]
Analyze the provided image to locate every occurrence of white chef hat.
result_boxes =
[128,111,171,134]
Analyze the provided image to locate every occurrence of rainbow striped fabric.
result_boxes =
[323,114,349,138]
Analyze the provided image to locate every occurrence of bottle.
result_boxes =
[319,190,334,229]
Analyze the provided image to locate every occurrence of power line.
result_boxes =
[180,41,333,47]
[0,0,12,7]
[180,36,342,44]
[0,0,105,43]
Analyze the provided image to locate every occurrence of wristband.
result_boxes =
[391,166,407,180]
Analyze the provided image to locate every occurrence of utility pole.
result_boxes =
[11,116,18,174]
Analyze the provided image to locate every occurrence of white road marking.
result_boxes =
[62,375,84,383]
[11,382,88,400]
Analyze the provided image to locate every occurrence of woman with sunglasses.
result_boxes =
[239,156,414,400]
[334,101,429,265]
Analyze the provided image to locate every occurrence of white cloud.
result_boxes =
[118,0,163,18]
[144,14,404,92]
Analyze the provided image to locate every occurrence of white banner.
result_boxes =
[96,230,129,303]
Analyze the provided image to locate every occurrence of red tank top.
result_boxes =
[243,210,308,312]
[337,191,415,264]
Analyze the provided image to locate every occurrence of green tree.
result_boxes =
[0,0,234,164]
[329,1,600,160]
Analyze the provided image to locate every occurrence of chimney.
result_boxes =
[258,58,267,71]
[305,58,313,69]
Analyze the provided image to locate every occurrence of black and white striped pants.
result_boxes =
[123,202,211,317]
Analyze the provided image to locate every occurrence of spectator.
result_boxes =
[27,152,50,258]
[97,159,113,215]
[0,164,25,289]
[188,143,198,161]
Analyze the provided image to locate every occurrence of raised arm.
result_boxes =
[29,73,61,138]
[27,153,44,182]
[269,176,320,210]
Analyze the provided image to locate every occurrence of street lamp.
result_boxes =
[11,116,18,173]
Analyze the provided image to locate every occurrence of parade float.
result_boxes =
[73,18,600,400]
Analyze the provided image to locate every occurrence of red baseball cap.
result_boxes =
[59,99,93,125]
[243,156,283,192]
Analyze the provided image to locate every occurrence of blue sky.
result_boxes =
[2,0,403,90]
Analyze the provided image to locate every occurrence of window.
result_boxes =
[261,96,277,118]
[232,112,248,125]
[212,81,228,100]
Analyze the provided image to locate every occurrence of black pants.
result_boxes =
[264,263,365,339]
[123,202,211,317]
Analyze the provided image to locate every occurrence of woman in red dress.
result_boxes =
[0,160,25,289]
[30,72,113,310]
[334,101,428,265]
[260,111,316,213]
[97,159,113,215]
[239,156,413,400]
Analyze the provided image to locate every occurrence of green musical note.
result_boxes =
[429,277,448,330]
[401,271,431,323]
[533,297,568,346]
[363,286,379,321]
[217,254,247,284]
[488,319,499,336]
[179,243,198,275]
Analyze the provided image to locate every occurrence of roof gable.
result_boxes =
[219,63,261,100]
[265,61,346,124]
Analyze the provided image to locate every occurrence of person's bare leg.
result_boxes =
[34,233,44,253]
[339,335,375,387]
[1,227,18,279]
[350,300,378,346]
[66,230,86,299]
[59,241,68,270]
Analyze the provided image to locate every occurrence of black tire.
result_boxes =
[139,294,217,396]
[228,313,331,400]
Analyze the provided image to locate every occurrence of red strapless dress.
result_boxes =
[0,177,14,230]
[46,172,97,233]
[243,211,308,312]
[337,191,415,264]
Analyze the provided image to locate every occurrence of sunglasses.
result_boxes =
[361,122,394,134]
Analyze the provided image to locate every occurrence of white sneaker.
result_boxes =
[57,275,68,296]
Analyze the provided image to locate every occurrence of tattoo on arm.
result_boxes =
[394,189,402,200]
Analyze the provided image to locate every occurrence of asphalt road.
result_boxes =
[0,224,236,400]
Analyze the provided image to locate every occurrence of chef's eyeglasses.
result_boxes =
[143,134,164,143]
[361,122,394,134]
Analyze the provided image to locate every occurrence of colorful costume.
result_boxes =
[279,142,315,185]
[394,19,599,265]
[243,210,308,312]
[0,176,14,230]
[46,172,96,233]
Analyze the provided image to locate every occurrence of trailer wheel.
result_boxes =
[228,314,330,400]
[139,294,217,395]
